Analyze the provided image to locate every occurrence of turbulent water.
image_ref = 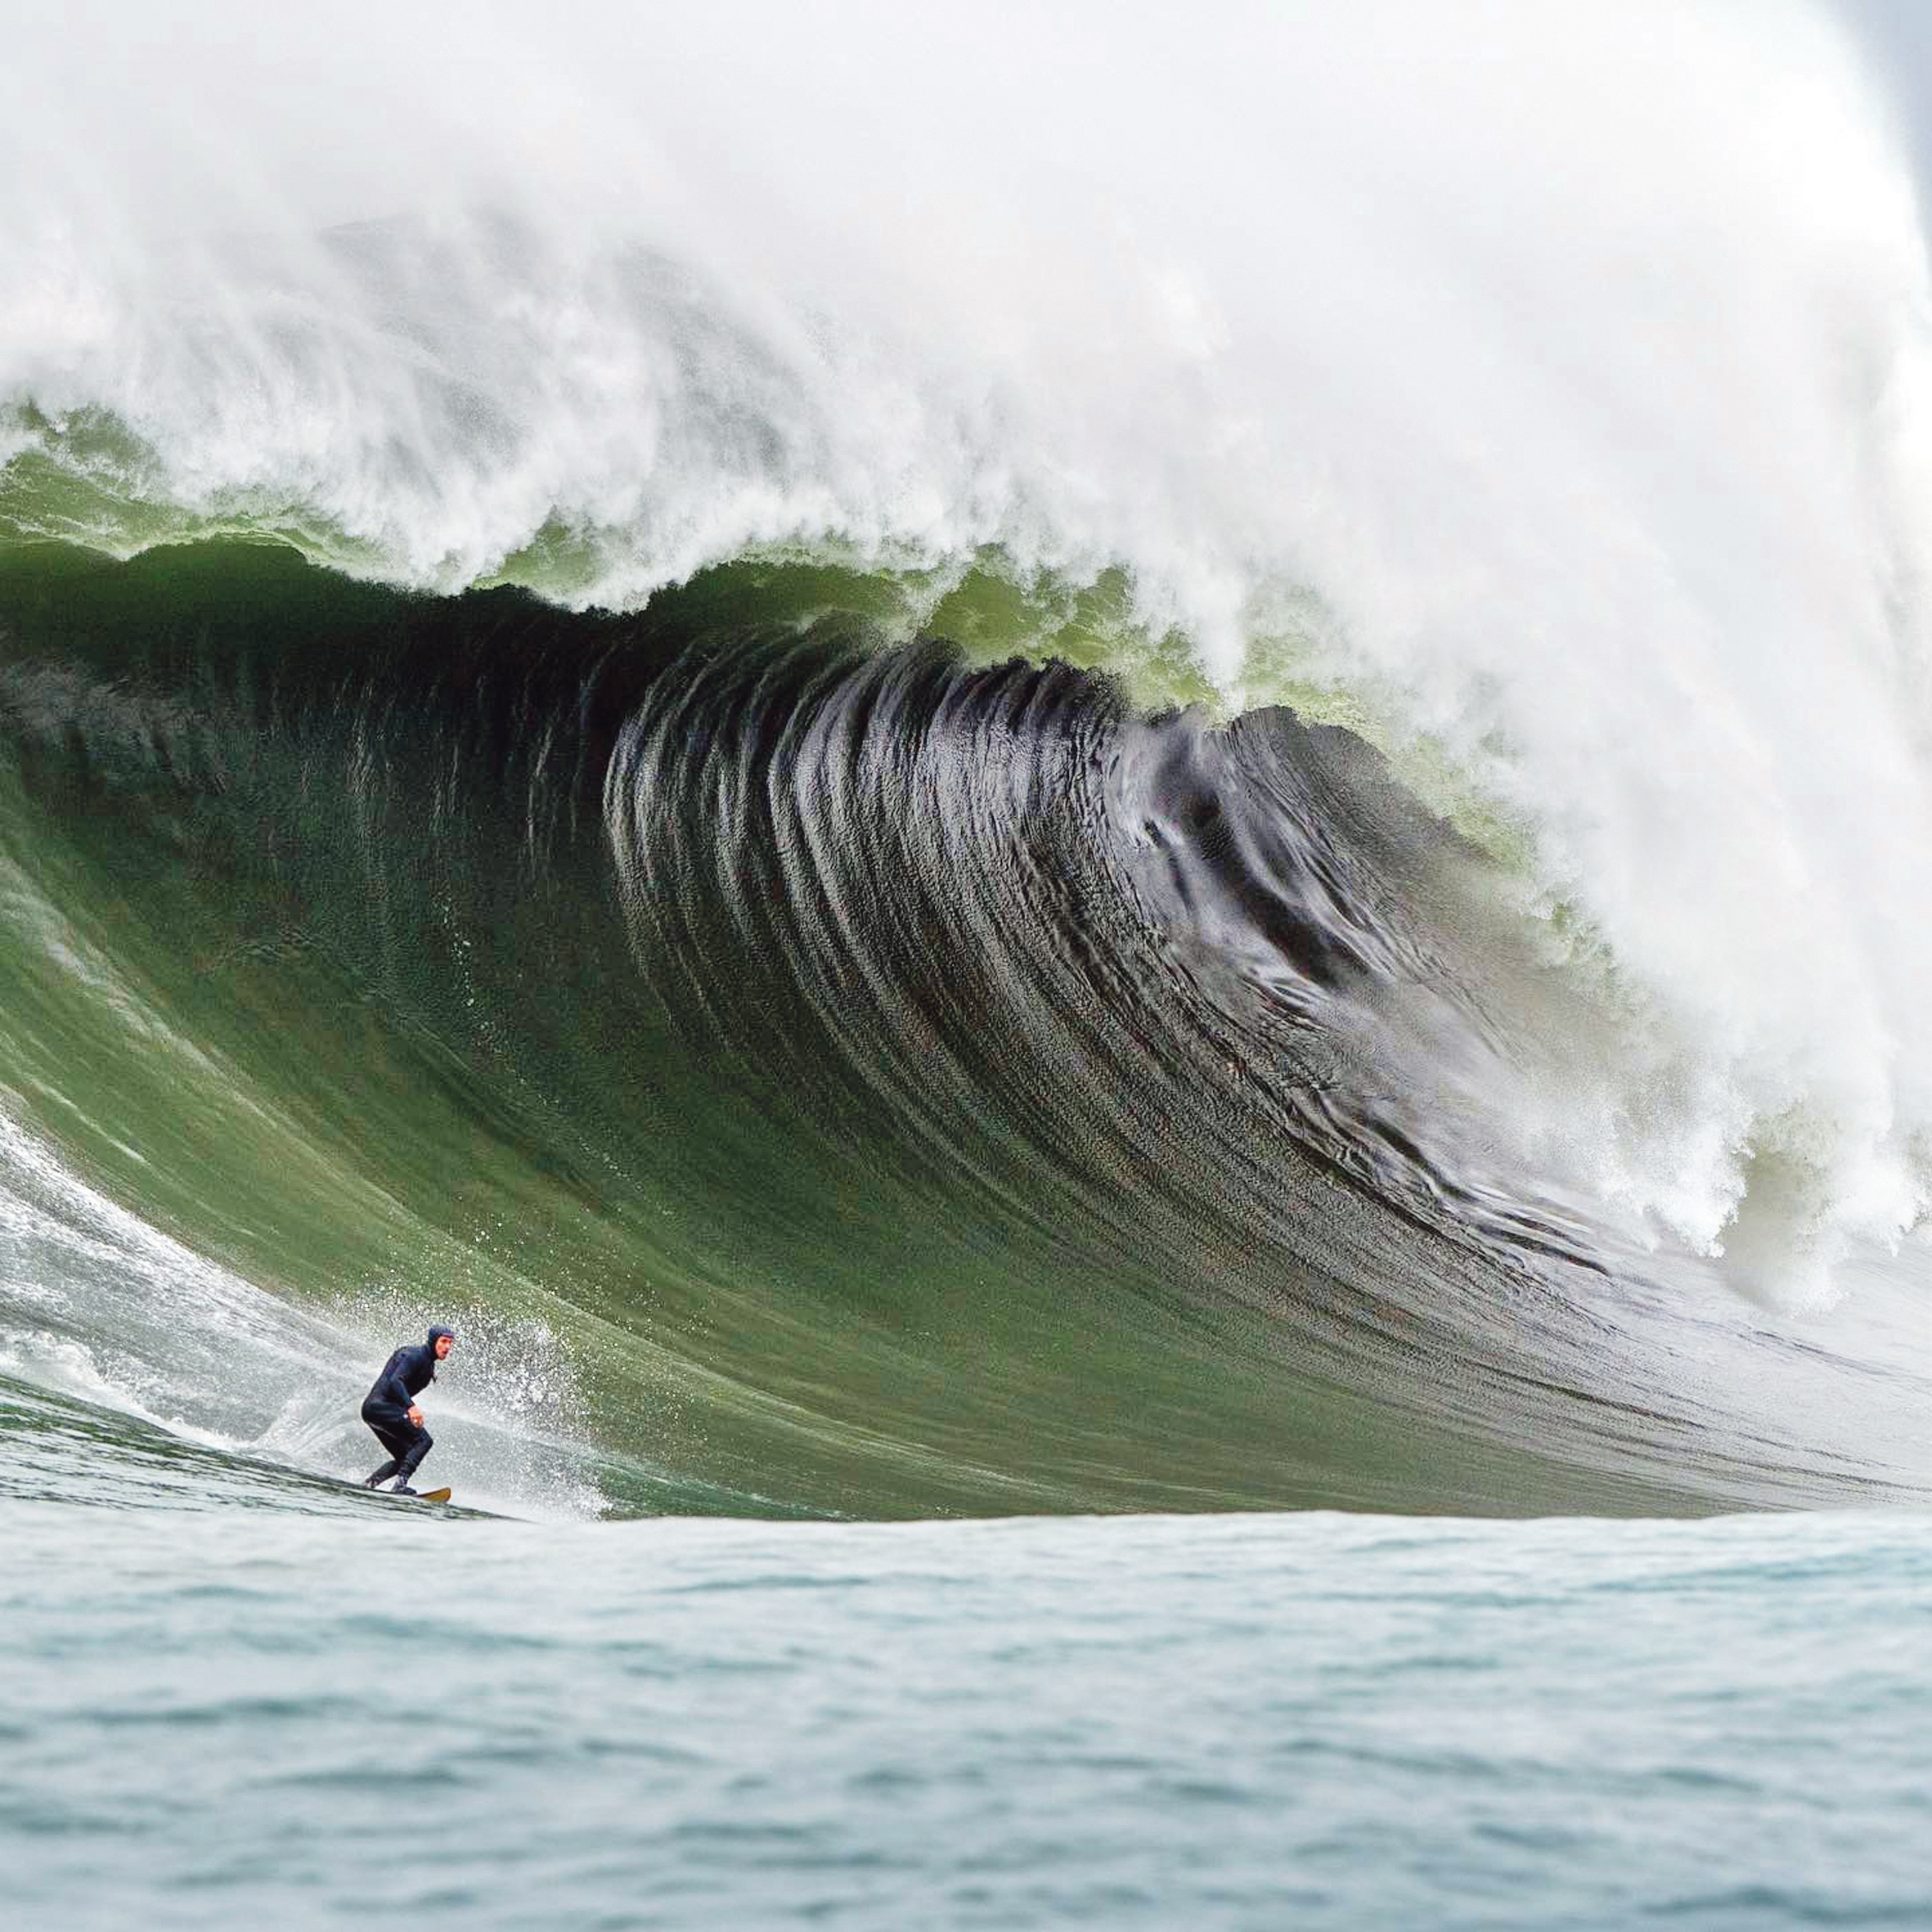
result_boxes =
[8,1,1932,1923]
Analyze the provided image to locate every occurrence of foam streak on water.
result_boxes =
[5,1498,1930,1931]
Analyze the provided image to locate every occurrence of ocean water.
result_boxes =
[8,1,1932,1923]
[7,1445,1932,1930]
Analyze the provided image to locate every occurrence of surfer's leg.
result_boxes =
[393,1427,433,1486]
[363,1411,414,1487]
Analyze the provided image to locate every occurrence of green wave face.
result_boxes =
[0,535,1921,1521]
[2,537,1525,1519]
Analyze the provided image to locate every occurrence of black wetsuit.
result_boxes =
[361,1328,451,1487]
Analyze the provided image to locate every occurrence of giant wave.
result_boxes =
[5,2,1932,1516]
[1,540,1928,1516]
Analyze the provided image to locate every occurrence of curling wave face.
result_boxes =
[7,2,1932,1512]
[2,541,1930,1516]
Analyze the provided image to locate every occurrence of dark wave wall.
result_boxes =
[0,542,1898,1516]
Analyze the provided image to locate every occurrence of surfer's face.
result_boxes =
[434,1335,454,1360]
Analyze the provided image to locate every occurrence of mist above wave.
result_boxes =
[6,2,1932,1296]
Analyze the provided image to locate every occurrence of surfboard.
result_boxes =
[357,1480,452,1503]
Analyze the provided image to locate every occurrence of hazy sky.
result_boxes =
[1838,1,1932,198]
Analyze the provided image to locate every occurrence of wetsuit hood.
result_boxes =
[428,1325,456,1347]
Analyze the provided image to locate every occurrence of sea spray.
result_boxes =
[7,5,1932,1295]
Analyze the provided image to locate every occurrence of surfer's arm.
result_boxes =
[372,1351,414,1409]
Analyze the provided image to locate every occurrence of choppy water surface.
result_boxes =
[7,1489,1931,1932]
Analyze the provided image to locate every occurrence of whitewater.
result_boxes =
[7,0,1932,1924]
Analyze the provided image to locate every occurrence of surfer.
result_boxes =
[360,1325,456,1494]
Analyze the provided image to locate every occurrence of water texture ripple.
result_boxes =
[6,1503,1930,1931]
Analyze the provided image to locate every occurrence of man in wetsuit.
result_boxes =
[361,1325,456,1494]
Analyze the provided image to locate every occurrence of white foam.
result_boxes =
[5,2,1932,1296]
[0,1101,608,1516]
